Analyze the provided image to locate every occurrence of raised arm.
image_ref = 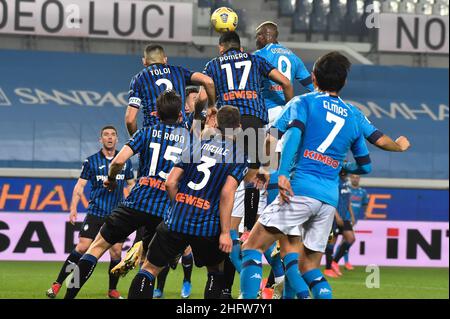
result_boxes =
[268,68,294,103]
[166,167,184,201]
[191,72,216,109]
[125,106,139,136]
[105,145,134,191]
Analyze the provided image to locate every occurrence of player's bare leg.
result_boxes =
[45,237,93,298]
[107,242,124,299]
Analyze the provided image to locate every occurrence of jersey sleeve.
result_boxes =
[286,96,308,133]
[79,159,91,180]
[256,55,275,77]
[353,106,384,144]
[125,160,134,180]
[203,61,213,77]
[362,189,370,206]
[294,56,314,91]
[126,129,146,154]
[128,75,142,109]
[271,104,291,137]
[181,67,194,85]
[228,162,248,184]
[351,133,371,165]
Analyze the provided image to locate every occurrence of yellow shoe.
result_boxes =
[270,241,281,259]
[110,241,143,277]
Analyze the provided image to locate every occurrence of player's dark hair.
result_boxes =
[219,31,241,49]
[186,86,199,96]
[217,105,241,132]
[100,125,117,136]
[156,90,181,123]
[313,51,351,93]
[144,44,165,56]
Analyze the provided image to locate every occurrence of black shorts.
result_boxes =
[147,223,227,268]
[100,204,163,247]
[79,214,105,240]
[240,115,265,169]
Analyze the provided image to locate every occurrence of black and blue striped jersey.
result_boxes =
[128,64,194,127]
[80,150,134,218]
[121,123,189,217]
[165,135,248,237]
[203,48,275,123]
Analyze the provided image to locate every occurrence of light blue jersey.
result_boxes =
[278,92,371,208]
[254,43,314,109]
[350,186,369,221]
[272,99,383,144]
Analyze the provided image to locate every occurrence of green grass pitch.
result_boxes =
[0,261,447,299]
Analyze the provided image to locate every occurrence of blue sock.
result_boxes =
[265,244,284,279]
[282,253,310,299]
[283,276,296,299]
[240,250,263,299]
[230,230,242,273]
[302,268,333,299]
[344,251,349,263]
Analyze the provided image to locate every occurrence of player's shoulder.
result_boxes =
[85,151,101,162]
[168,64,191,72]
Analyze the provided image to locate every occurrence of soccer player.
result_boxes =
[203,31,293,295]
[338,174,369,270]
[46,126,135,299]
[125,44,216,136]
[240,52,373,299]
[324,170,355,278]
[127,106,248,299]
[254,21,314,125]
[63,90,189,299]
[253,21,316,298]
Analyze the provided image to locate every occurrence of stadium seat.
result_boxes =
[432,0,449,15]
[198,0,213,8]
[342,0,361,37]
[415,0,433,14]
[235,9,248,34]
[327,0,343,37]
[213,0,233,10]
[310,0,328,33]
[398,0,415,14]
[292,0,310,33]
[381,0,398,13]
[279,0,296,17]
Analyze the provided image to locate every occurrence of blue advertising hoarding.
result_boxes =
[0,50,448,178]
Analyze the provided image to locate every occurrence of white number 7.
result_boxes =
[317,112,345,153]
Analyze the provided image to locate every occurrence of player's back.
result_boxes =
[128,64,192,127]
[255,43,310,109]
[203,48,274,123]
[289,92,365,207]
[122,122,189,216]
[166,135,247,237]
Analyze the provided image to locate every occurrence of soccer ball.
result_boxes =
[210,7,238,33]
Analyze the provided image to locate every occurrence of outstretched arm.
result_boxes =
[268,69,294,103]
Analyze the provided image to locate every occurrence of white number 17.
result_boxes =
[317,112,345,153]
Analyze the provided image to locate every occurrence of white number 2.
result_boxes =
[155,79,173,91]
[221,61,252,90]
[317,112,345,153]
[188,156,216,190]
[148,143,182,180]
